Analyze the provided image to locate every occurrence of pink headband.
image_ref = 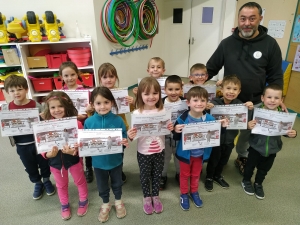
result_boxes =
[46,96,68,102]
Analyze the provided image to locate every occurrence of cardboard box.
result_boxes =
[2,49,21,66]
[27,56,48,68]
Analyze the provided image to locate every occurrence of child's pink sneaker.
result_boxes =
[115,200,126,219]
[143,197,154,215]
[98,203,111,223]
[61,203,71,220]
[152,196,163,213]
[77,199,89,216]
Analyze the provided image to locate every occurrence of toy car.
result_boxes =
[22,11,43,42]
[42,11,64,42]
[0,12,9,43]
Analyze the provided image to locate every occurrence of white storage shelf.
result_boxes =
[8,38,97,99]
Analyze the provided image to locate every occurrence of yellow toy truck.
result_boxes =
[22,11,43,42]
[42,11,64,42]
[0,12,9,43]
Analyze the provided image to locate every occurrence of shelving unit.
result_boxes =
[0,42,22,103]
[0,38,97,101]
[19,38,97,99]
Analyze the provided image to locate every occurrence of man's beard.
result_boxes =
[239,26,257,38]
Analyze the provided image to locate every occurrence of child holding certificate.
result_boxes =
[127,77,174,215]
[205,75,253,191]
[42,91,88,220]
[86,62,134,183]
[173,86,228,211]
[132,57,166,95]
[160,75,185,190]
[58,61,92,183]
[241,84,297,200]
[2,75,55,200]
[84,87,128,223]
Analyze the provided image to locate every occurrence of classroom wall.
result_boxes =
[283,1,300,113]
[91,0,165,87]
[1,0,165,88]
[234,0,298,58]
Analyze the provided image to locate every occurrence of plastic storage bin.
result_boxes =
[45,52,67,69]
[81,73,94,87]
[67,47,91,67]
[30,77,54,92]
[27,56,48,68]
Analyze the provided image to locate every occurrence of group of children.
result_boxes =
[2,56,296,222]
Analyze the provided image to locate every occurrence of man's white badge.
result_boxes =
[253,51,262,59]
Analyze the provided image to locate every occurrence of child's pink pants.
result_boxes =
[50,160,88,205]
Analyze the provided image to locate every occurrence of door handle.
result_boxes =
[191,37,195,44]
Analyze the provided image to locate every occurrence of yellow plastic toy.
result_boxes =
[22,11,42,42]
[42,11,64,42]
[0,12,9,43]
[6,17,27,40]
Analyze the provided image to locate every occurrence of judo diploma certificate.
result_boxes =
[164,100,188,123]
[182,121,221,150]
[131,110,171,139]
[210,104,248,130]
[32,117,79,153]
[252,108,296,136]
[0,108,39,137]
[183,84,216,101]
[60,90,89,115]
[78,129,123,157]
[110,88,130,114]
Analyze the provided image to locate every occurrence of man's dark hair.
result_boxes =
[239,2,262,15]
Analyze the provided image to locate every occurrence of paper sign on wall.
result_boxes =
[267,20,286,39]
[292,45,300,72]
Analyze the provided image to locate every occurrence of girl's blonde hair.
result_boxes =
[135,77,163,112]
[59,61,89,88]
[98,63,119,87]
[43,91,78,120]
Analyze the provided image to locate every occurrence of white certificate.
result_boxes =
[182,121,221,150]
[0,108,40,137]
[164,100,188,123]
[210,104,248,130]
[59,90,89,115]
[252,108,297,136]
[78,129,123,157]
[138,77,167,98]
[110,88,130,114]
[131,110,171,139]
[156,77,167,98]
[32,117,79,154]
[183,84,216,101]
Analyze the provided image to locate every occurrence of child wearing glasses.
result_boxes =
[188,63,208,85]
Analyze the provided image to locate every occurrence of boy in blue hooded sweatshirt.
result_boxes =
[173,86,228,211]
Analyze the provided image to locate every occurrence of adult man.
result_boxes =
[206,2,283,175]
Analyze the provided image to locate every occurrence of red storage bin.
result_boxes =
[31,78,54,92]
[53,77,63,90]
[0,89,5,101]
[45,52,67,69]
[81,73,94,87]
